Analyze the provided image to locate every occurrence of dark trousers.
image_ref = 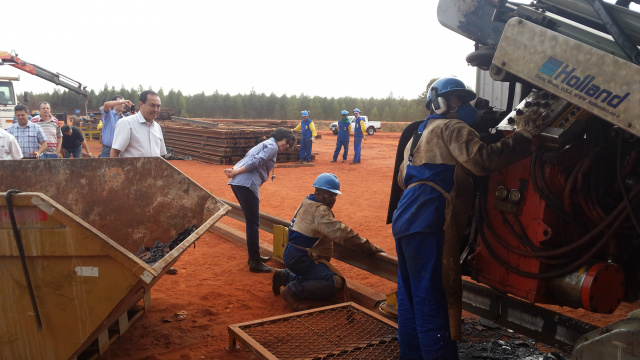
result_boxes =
[299,137,312,162]
[333,140,349,161]
[231,185,261,260]
[396,232,458,359]
[282,244,338,300]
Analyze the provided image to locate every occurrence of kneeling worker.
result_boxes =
[272,173,384,310]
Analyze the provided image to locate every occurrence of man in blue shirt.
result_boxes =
[331,110,350,162]
[7,104,47,159]
[225,128,296,273]
[100,95,134,157]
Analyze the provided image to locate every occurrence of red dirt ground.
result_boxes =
[81,131,636,360]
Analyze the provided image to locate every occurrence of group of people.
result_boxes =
[1,102,76,160]
[291,108,368,165]
[0,90,166,160]
[331,108,367,164]
[2,76,554,359]
[224,127,384,308]
[227,76,551,360]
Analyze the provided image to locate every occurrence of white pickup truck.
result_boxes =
[330,115,382,136]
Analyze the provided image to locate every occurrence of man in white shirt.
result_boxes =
[0,127,22,160]
[110,90,166,157]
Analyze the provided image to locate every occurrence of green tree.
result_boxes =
[310,97,324,120]
[331,100,341,120]
[286,95,299,120]
[381,106,391,122]
[418,77,440,107]
[369,107,380,122]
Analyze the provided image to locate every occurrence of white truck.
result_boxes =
[330,115,382,136]
[0,76,25,129]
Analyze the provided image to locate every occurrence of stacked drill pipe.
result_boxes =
[160,119,299,165]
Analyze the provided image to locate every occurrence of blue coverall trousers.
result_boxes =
[353,137,362,162]
[299,137,313,162]
[395,232,458,360]
[281,244,338,299]
[333,140,349,161]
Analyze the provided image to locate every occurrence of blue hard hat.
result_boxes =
[313,173,342,194]
[426,77,476,109]
[90,113,94,116]
[34,110,39,115]
[341,110,348,115]
[75,109,80,114]
[353,108,361,113]
[301,110,309,116]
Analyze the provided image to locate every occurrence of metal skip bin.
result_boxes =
[0,158,230,360]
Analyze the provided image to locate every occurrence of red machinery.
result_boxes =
[472,92,628,314]
[430,0,640,318]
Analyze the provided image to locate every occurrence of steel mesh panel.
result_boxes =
[234,303,399,359]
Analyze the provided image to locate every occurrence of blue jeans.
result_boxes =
[333,140,349,161]
[40,153,59,159]
[395,232,458,359]
[299,137,312,162]
[99,144,112,158]
[353,137,362,162]
[282,244,338,300]
[63,146,82,158]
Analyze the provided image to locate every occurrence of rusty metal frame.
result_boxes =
[227,302,398,359]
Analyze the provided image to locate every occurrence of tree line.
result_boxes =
[26,79,440,122]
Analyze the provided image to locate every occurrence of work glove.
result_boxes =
[311,137,315,143]
[515,106,551,138]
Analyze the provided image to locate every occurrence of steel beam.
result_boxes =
[221,199,398,282]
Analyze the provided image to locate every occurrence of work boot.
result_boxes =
[330,159,337,163]
[249,259,272,273]
[297,159,304,164]
[272,269,286,295]
[247,255,271,265]
[342,159,346,163]
[280,286,309,311]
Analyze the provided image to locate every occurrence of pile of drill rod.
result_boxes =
[160,119,300,164]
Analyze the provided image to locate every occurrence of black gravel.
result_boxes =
[458,318,570,360]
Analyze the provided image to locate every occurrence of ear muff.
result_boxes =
[430,87,448,114]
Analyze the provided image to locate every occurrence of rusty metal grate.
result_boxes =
[227,302,399,359]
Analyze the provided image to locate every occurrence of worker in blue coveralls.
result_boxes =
[272,173,385,311]
[331,110,350,162]
[390,77,551,359]
[350,108,366,164]
[293,110,317,163]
